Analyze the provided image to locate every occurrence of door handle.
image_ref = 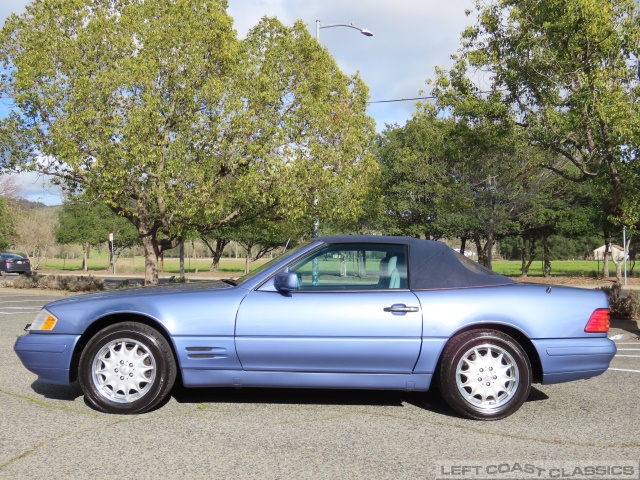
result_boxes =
[384,304,419,313]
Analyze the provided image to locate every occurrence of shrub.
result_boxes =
[597,284,640,320]
[12,273,41,289]
[9,273,104,292]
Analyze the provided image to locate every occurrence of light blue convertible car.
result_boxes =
[14,236,616,419]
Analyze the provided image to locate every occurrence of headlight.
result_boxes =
[28,309,58,332]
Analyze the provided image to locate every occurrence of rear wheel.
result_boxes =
[438,330,531,420]
[78,322,176,414]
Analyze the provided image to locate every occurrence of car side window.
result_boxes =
[287,243,408,291]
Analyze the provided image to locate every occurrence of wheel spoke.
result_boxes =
[91,337,157,404]
[455,342,520,410]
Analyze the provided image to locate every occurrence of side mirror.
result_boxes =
[274,272,299,292]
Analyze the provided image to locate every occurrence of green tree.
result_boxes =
[0,196,15,250]
[0,176,21,250]
[376,108,450,240]
[378,104,544,269]
[451,0,640,254]
[55,199,140,271]
[0,1,378,285]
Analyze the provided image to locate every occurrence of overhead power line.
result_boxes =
[368,89,511,105]
[367,96,435,104]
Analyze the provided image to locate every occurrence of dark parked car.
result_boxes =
[14,236,615,419]
[0,253,31,275]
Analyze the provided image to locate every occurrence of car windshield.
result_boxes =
[233,241,313,286]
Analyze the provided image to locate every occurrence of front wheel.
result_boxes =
[438,330,531,420]
[78,322,177,414]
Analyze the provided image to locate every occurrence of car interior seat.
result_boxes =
[388,256,400,289]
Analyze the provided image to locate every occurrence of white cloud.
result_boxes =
[5,172,62,206]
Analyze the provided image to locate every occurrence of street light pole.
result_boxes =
[315,20,373,41]
[312,19,373,240]
[310,19,373,285]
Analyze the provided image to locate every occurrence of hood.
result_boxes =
[44,280,235,307]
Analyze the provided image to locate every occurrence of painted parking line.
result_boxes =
[0,297,47,303]
[0,313,39,316]
[614,355,640,358]
[610,368,640,373]
[0,306,41,309]
[1,304,49,308]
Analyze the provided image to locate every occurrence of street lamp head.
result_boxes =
[315,20,373,40]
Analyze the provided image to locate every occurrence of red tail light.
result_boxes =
[585,308,611,333]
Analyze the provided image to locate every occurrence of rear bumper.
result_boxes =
[2,266,30,273]
[14,333,81,385]
[532,337,617,384]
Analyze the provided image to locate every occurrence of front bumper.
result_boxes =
[532,337,617,384]
[14,333,81,385]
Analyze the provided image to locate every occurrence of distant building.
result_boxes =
[592,244,626,261]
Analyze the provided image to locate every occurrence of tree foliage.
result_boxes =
[56,197,139,270]
[0,175,20,250]
[0,0,378,285]
[56,199,139,248]
[0,196,14,250]
[454,0,640,230]
[377,104,570,269]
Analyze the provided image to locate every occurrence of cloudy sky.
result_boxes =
[1,0,475,204]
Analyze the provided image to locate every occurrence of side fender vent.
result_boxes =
[185,346,228,360]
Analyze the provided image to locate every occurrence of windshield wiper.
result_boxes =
[222,279,237,286]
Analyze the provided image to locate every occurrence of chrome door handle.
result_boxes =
[384,304,419,313]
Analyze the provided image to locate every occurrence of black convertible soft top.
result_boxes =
[318,235,516,290]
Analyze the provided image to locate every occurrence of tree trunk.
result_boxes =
[244,244,253,275]
[140,235,160,286]
[460,237,467,255]
[602,234,611,279]
[520,236,536,277]
[543,234,551,277]
[179,241,185,277]
[202,238,229,272]
[486,232,494,270]
[192,241,199,274]
[609,238,629,283]
[473,234,487,267]
[83,242,89,272]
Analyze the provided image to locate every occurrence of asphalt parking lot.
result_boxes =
[1,291,639,480]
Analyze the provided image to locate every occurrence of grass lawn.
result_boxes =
[36,256,637,278]
[492,259,637,278]
[37,256,271,275]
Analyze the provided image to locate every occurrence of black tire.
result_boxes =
[437,330,531,420]
[78,322,177,414]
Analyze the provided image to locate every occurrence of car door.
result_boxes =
[235,243,422,374]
